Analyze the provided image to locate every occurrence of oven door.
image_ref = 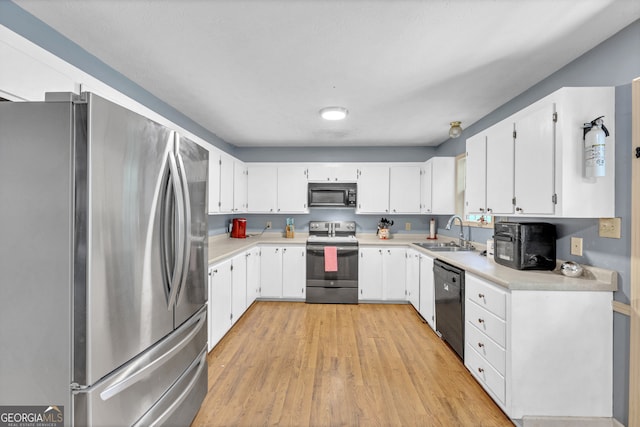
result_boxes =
[306,243,358,288]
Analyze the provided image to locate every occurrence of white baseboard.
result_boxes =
[522,417,620,427]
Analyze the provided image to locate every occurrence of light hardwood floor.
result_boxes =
[191,302,513,427]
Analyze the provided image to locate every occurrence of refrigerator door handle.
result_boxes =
[174,149,192,305]
[166,148,186,309]
[98,306,206,401]
[132,348,207,427]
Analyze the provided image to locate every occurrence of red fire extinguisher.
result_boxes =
[583,116,609,178]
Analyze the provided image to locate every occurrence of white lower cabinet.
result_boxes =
[464,273,613,419]
[418,254,435,330]
[405,249,420,310]
[358,246,406,301]
[208,259,232,351]
[246,246,261,306]
[259,245,306,299]
[208,251,254,351]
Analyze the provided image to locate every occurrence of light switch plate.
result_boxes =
[570,237,583,256]
[599,217,621,239]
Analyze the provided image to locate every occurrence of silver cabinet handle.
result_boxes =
[478,367,485,374]
[478,293,485,299]
[478,318,485,324]
[478,342,485,348]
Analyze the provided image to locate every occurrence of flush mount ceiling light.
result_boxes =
[449,121,463,138]
[320,107,348,121]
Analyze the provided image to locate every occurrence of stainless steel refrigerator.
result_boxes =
[0,92,209,426]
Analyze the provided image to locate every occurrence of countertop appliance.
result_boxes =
[434,259,465,360]
[306,221,358,304]
[0,93,209,426]
[494,222,556,270]
[231,217,247,238]
[308,182,357,208]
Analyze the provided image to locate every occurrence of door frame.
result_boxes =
[630,76,640,427]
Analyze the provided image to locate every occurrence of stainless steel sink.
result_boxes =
[413,242,475,252]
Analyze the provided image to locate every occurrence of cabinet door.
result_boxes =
[246,247,261,306]
[306,165,331,182]
[219,153,235,213]
[358,248,383,300]
[282,246,306,299]
[405,250,420,310]
[419,255,435,330]
[421,161,434,213]
[233,161,248,213]
[247,165,278,213]
[209,260,232,350]
[465,134,486,215]
[430,157,456,214]
[259,246,282,298]
[333,165,358,182]
[514,103,556,215]
[357,166,390,213]
[277,166,308,213]
[231,253,247,324]
[207,151,221,214]
[389,166,421,214]
[383,248,406,300]
[485,120,515,215]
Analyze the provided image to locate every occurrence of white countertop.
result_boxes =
[208,232,617,292]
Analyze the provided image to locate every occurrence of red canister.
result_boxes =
[231,218,247,238]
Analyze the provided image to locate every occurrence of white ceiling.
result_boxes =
[16,0,640,148]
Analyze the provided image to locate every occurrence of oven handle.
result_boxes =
[306,246,359,254]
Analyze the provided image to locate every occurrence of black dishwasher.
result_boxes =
[433,259,465,359]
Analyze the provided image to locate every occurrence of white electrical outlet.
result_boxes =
[599,217,621,238]
[570,237,583,256]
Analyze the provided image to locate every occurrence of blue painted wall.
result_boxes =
[2,1,638,422]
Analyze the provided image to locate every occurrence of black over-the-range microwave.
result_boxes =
[308,182,357,208]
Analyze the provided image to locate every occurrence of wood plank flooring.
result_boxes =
[191,302,513,427]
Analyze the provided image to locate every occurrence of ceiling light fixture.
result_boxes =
[449,121,463,138]
[320,107,348,121]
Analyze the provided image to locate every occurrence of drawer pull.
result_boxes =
[478,318,485,324]
[477,342,485,348]
[478,293,485,299]
[478,367,485,373]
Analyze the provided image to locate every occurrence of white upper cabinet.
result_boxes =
[219,153,235,213]
[207,150,221,214]
[277,166,308,213]
[466,121,514,216]
[247,165,278,213]
[246,164,308,213]
[486,120,515,215]
[465,133,486,216]
[422,157,455,215]
[513,102,556,215]
[357,166,390,213]
[465,86,615,218]
[233,161,248,213]
[389,166,422,214]
[307,164,358,182]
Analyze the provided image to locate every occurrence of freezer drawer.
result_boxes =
[73,307,207,427]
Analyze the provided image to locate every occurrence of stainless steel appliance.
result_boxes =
[494,222,556,270]
[0,93,209,426]
[306,221,358,304]
[434,259,465,360]
[308,182,357,207]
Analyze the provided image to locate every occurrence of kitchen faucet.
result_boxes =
[445,215,467,247]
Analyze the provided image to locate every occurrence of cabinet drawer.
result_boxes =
[466,300,506,347]
[465,321,506,376]
[466,274,506,320]
[465,344,505,405]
